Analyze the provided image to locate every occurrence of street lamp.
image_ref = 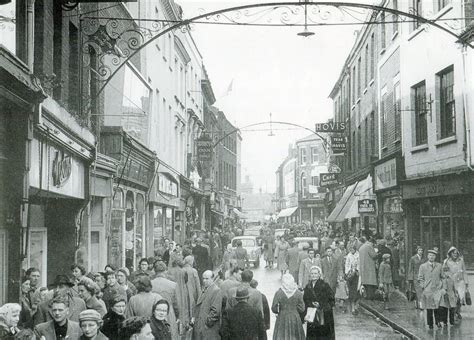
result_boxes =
[297,0,315,37]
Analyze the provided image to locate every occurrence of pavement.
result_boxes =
[252,261,405,339]
[359,274,474,340]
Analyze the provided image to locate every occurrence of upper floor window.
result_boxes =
[381,92,387,147]
[380,12,386,50]
[370,33,375,80]
[437,0,451,11]
[394,81,401,141]
[393,0,399,34]
[438,66,455,139]
[413,81,427,145]
[364,44,369,88]
[357,57,361,98]
[300,148,307,165]
[412,0,423,30]
[311,147,318,164]
[0,1,16,55]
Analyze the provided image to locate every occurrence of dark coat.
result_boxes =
[101,310,125,340]
[193,245,210,274]
[220,301,265,340]
[150,316,172,340]
[262,293,270,330]
[33,293,86,326]
[303,280,335,340]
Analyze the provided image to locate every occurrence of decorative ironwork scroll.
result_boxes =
[78,1,473,122]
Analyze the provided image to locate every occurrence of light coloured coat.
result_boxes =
[358,242,378,286]
[417,261,444,309]
[287,246,301,282]
[34,320,82,340]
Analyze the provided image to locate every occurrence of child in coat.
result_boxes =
[379,253,393,310]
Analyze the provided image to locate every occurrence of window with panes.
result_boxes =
[311,147,318,164]
[413,82,427,145]
[380,12,386,49]
[393,0,398,34]
[300,148,307,165]
[381,93,387,147]
[439,67,455,139]
[413,0,423,30]
[394,82,401,141]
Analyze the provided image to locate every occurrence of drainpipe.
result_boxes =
[461,45,474,171]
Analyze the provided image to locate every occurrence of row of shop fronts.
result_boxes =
[327,151,474,286]
[0,45,229,305]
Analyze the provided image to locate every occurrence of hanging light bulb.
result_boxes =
[298,0,315,37]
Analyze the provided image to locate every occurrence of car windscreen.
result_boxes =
[232,239,256,247]
[244,230,260,236]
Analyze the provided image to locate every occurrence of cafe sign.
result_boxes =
[196,135,213,163]
[319,173,340,188]
[374,157,397,191]
[358,199,377,214]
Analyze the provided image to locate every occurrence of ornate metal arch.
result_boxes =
[79,1,473,118]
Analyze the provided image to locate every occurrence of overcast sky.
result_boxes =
[179,1,371,193]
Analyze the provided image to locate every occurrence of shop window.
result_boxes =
[110,189,124,269]
[153,207,164,250]
[0,1,16,55]
[135,194,145,267]
[91,197,103,225]
[125,192,135,271]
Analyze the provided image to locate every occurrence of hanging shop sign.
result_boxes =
[319,173,340,188]
[330,136,346,154]
[315,122,345,133]
[358,199,377,214]
[374,157,397,191]
[196,135,213,162]
[383,196,403,214]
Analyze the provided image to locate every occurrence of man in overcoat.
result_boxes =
[298,248,319,289]
[358,237,378,299]
[287,240,301,283]
[418,249,444,329]
[321,247,340,293]
[220,287,265,340]
[193,238,211,282]
[407,246,424,308]
[226,270,263,317]
[192,270,223,340]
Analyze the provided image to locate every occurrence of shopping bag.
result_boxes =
[304,307,317,323]
[466,290,472,306]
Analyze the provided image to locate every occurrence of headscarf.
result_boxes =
[281,274,297,298]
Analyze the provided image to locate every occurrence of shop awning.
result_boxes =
[327,175,375,223]
[277,206,298,218]
[327,182,357,223]
[233,208,247,219]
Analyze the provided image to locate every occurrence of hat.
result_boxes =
[447,246,458,257]
[382,253,391,260]
[378,239,387,246]
[110,294,126,306]
[50,275,74,288]
[79,309,102,323]
[427,249,438,255]
[118,267,130,277]
[235,287,250,300]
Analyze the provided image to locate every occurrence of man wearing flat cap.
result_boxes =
[33,275,86,326]
[418,249,444,329]
[220,287,265,340]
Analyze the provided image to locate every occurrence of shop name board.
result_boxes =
[374,158,397,191]
[358,199,377,214]
[196,136,213,162]
[330,136,346,154]
[319,173,340,187]
[52,150,71,187]
[384,196,403,213]
[315,122,346,133]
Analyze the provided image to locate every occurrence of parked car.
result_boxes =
[293,237,319,251]
[231,236,262,268]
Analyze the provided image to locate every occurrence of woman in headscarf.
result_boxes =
[444,246,468,321]
[277,237,290,278]
[303,266,335,340]
[271,274,305,340]
[150,299,172,340]
[0,303,21,339]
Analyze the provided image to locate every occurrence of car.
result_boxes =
[231,236,262,268]
[274,228,288,238]
[293,237,319,251]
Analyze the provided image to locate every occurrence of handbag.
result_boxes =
[304,307,317,323]
[466,290,472,306]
